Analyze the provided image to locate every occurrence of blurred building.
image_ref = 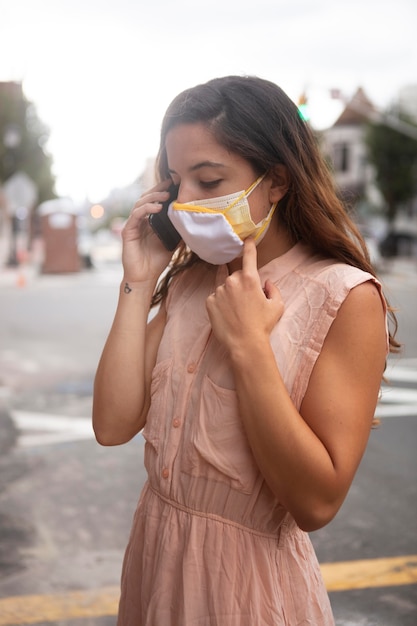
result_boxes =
[321,86,417,256]
[100,181,142,220]
[320,87,381,208]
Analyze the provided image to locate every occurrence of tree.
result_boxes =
[365,110,417,224]
[0,82,56,203]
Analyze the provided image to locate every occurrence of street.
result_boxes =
[0,255,416,626]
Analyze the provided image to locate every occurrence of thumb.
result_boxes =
[263,278,280,300]
[264,279,285,317]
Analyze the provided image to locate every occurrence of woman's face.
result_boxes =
[165,122,273,224]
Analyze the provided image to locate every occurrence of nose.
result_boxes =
[175,182,197,204]
[175,184,186,204]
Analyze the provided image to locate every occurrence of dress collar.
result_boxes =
[215,242,311,284]
[258,242,312,283]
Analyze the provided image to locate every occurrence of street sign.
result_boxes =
[3,171,37,215]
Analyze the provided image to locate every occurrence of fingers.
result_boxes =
[135,180,172,209]
[242,237,258,273]
[241,238,264,292]
[148,179,173,193]
[263,279,280,301]
[130,185,171,222]
[263,279,285,320]
[134,191,169,212]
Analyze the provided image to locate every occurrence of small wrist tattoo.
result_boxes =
[124,282,132,294]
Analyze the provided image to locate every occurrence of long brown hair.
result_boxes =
[151,75,399,353]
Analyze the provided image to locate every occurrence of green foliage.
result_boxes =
[365,111,417,222]
[0,83,56,204]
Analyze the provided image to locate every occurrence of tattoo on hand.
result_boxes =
[124,282,132,294]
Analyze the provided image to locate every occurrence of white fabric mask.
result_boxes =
[167,174,277,264]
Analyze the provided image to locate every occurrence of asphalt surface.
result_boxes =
[0,253,416,625]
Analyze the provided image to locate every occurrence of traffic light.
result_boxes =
[297,92,310,121]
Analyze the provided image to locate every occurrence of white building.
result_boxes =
[320,87,417,255]
[320,87,382,211]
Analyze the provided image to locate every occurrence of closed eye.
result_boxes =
[200,179,223,190]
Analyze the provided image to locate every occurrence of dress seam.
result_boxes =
[149,485,285,541]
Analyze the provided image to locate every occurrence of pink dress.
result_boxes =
[117,243,386,625]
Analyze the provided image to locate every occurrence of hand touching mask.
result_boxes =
[168,174,277,264]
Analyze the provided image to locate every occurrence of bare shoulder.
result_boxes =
[300,279,387,479]
[340,279,385,316]
[320,279,387,388]
[330,280,386,348]
[301,279,387,424]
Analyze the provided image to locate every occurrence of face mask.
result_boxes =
[167,174,277,264]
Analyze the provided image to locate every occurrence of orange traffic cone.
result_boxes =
[16,271,27,288]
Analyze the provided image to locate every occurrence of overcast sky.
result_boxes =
[1,0,416,202]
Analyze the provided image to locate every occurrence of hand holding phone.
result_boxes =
[148,184,181,251]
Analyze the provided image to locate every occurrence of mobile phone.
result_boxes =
[148,184,181,251]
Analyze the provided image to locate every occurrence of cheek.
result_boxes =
[249,194,271,223]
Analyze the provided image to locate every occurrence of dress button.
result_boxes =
[173,418,181,428]
[187,362,196,373]
[161,468,169,479]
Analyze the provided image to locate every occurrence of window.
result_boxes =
[333,142,349,172]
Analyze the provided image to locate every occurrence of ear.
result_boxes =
[268,165,290,203]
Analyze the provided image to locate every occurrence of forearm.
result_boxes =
[230,340,342,531]
[207,243,385,532]
[92,280,155,445]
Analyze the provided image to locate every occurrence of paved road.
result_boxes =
[0,256,416,625]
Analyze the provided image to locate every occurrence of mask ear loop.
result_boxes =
[252,201,278,241]
[245,172,267,198]
[207,172,267,213]
[243,172,272,241]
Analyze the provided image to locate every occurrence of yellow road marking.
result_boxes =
[0,555,416,625]
[321,554,417,591]
[0,587,119,625]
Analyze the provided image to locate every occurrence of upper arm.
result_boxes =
[300,280,387,489]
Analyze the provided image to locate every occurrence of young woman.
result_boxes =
[93,75,398,625]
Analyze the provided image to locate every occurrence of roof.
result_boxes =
[333,87,376,126]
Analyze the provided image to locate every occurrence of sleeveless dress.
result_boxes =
[117,243,387,625]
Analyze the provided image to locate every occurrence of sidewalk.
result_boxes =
[0,262,38,288]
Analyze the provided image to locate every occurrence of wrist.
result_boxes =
[120,277,156,298]
[228,334,272,368]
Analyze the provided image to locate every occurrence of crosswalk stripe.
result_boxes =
[376,404,417,418]
[380,388,417,403]
[385,358,417,381]
[11,411,93,447]
[0,556,416,624]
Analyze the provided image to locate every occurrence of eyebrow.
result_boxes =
[168,160,227,175]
